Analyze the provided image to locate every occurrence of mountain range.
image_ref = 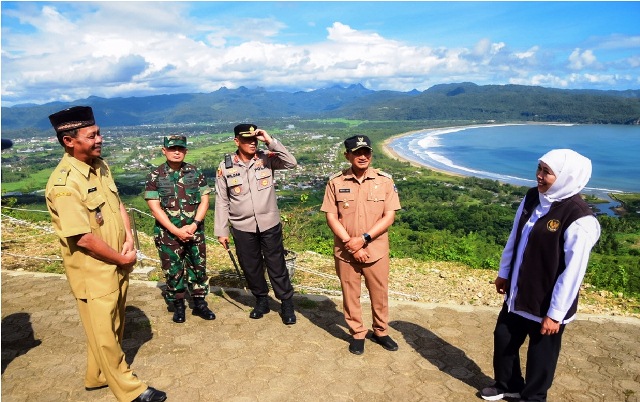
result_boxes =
[2,82,640,132]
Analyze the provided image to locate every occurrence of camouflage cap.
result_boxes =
[164,135,187,148]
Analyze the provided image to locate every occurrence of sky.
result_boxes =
[1,1,639,107]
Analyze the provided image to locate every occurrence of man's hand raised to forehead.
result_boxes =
[254,129,272,145]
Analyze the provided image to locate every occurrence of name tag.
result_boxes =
[339,188,350,193]
[88,187,97,193]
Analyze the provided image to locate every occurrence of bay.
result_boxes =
[389,124,640,194]
[388,124,640,216]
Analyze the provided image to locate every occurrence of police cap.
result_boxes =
[234,123,258,137]
[344,135,372,152]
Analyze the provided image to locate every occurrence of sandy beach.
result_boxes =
[381,130,421,165]
[380,127,469,177]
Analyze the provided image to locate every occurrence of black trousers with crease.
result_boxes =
[231,223,294,301]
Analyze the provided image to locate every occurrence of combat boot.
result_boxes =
[172,299,186,323]
[249,296,270,319]
[192,298,216,320]
[281,297,297,325]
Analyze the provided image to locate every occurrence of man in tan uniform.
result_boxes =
[45,106,166,402]
[321,135,401,355]
[214,123,297,325]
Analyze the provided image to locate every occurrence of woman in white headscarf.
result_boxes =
[481,149,601,402]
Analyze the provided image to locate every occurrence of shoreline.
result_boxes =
[381,128,464,177]
[379,124,637,214]
[381,123,640,192]
[381,125,495,178]
[380,122,577,178]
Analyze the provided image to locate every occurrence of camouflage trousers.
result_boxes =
[155,234,209,302]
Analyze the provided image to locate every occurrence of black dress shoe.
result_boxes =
[192,300,216,320]
[249,296,270,319]
[132,386,167,402]
[349,338,365,355]
[371,334,398,351]
[85,384,108,391]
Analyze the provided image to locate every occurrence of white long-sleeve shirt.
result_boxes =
[497,194,601,324]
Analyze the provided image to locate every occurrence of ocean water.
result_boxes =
[389,124,640,195]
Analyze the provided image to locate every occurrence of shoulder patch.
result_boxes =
[377,170,393,179]
[328,171,343,181]
[52,164,71,186]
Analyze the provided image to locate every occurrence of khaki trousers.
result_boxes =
[335,255,390,339]
[76,277,147,402]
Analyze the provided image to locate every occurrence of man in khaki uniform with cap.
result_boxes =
[321,135,401,355]
[45,106,166,402]
[214,123,297,325]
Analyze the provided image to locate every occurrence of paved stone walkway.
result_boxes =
[2,270,639,402]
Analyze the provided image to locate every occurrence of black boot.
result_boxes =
[249,296,270,319]
[281,297,296,325]
[193,298,216,320]
[172,299,186,323]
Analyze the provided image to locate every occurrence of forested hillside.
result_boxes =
[2,83,640,134]
[337,83,640,124]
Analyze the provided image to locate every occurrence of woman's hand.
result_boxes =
[541,316,561,335]
[494,276,508,294]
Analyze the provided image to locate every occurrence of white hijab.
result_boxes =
[539,149,592,202]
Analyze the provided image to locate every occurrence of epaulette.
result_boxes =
[328,171,343,181]
[51,164,72,186]
[377,170,393,179]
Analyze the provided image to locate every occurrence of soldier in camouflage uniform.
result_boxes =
[144,135,215,323]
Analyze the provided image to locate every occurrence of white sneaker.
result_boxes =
[480,386,521,401]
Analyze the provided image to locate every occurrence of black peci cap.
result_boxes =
[1,138,13,150]
[49,106,95,134]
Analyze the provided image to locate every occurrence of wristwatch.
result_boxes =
[193,219,202,227]
[363,233,372,243]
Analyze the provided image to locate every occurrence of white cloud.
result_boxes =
[510,74,569,88]
[568,48,597,70]
[514,46,539,60]
[1,3,637,106]
[589,34,640,50]
[628,55,640,68]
